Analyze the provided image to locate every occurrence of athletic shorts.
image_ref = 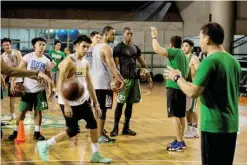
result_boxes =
[167,88,186,118]
[51,71,59,82]
[117,79,141,104]
[60,101,97,130]
[19,90,48,111]
[186,96,197,112]
[1,87,3,100]
[95,90,113,110]
[201,131,237,165]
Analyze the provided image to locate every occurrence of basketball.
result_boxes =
[10,82,25,97]
[139,68,149,81]
[61,78,84,101]
[110,79,122,92]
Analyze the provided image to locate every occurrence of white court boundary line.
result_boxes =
[140,88,150,96]
[1,159,247,164]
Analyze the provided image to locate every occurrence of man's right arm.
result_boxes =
[102,45,125,90]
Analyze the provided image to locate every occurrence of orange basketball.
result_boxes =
[10,82,25,97]
[110,79,122,92]
[139,68,148,81]
[61,77,84,101]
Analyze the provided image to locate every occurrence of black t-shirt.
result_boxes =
[113,42,141,79]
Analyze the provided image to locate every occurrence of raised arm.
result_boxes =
[151,27,168,57]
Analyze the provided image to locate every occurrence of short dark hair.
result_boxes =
[170,36,182,48]
[1,38,11,45]
[201,22,224,45]
[31,37,46,46]
[123,27,132,33]
[54,40,61,45]
[73,35,92,45]
[183,39,194,47]
[90,31,100,38]
[102,26,114,35]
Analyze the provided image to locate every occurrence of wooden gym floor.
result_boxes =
[1,83,247,165]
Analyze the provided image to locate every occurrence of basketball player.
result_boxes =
[91,26,125,143]
[182,39,200,138]
[84,31,101,71]
[37,35,112,163]
[1,38,22,123]
[110,27,153,137]
[164,22,240,165]
[49,40,66,97]
[64,47,71,56]
[1,58,52,140]
[8,37,53,141]
[151,27,188,151]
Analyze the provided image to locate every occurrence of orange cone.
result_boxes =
[15,120,25,144]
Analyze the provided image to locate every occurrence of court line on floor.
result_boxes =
[140,88,150,96]
[1,159,247,164]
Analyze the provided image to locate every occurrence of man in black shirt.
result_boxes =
[110,27,153,137]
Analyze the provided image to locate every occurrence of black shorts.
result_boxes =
[167,88,186,118]
[95,90,113,110]
[201,131,237,165]
[1,87,3,100]
[60,101,97,130]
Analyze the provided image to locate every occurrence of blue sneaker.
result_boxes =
[166,139,177,150]
[181,141,186,149]
[37,141,50,161]
[167,141,185,151]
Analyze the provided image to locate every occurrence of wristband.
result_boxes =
[174,75,181,83]
[152,37,157,40]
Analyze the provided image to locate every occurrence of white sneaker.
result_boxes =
[192,127,199,138]
[184,125,194,138]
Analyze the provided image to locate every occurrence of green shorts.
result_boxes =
[186,96,197,112]
[117,79,141,104]
[19,90,48,111]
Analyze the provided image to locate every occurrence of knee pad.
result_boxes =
[99,108,107,120]
[66,127,78,138]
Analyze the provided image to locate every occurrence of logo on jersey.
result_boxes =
[30,60,46,72]
[75,68,86,77]
[51,53,62,60]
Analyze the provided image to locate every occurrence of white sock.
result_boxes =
[14,125,18,131]
[47,137,56,147]
[35,125,40,132]
[12,113,16,119]
[91,143,99,153]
